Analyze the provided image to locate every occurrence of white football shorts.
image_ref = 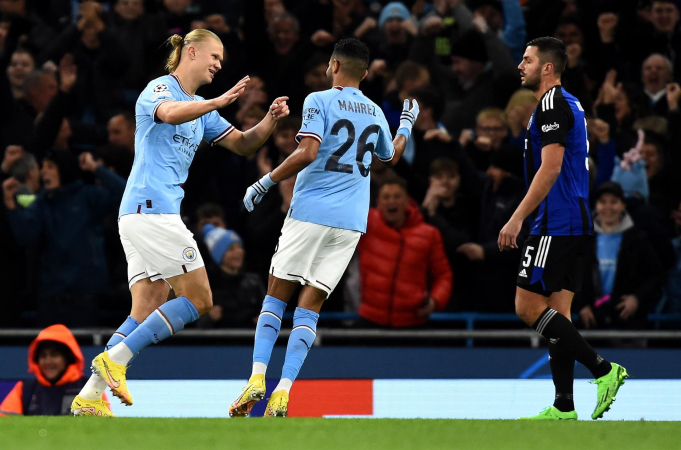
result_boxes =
[119,213,204,289]
[270,217,361,296]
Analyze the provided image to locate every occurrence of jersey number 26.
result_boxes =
[324,119,380,178]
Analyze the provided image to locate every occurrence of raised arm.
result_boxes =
[217,97,290,156]
[381,99,420,167]
[155,76,250,125]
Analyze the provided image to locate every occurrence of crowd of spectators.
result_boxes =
[1,0,680,331]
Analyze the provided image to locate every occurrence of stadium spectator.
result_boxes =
[469,0,527,64]
[358,177,452,327]
[197,224,265,328]
[402,85,453,200]
[455,144,526,312]
[459,107,523,175]
[0,325,100,416]
[364,2,417,72]
[641,54,674,116]
[440,29,519,136]
[504,88,537,148]
[107,112,136,153]
[2,150,126,327]
[234,76,269,127]
[5,48,35,100]
[381,61,430,130]
[577,182,663,330]
[41,1,129,122]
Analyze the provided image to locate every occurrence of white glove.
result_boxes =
[397,99,420,138]
[243,173,276,212]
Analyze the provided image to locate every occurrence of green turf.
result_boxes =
[1,417,679,450]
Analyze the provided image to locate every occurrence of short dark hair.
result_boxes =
[394,61,428,91]
[409,85,444,121]
[429,158,459,177]
[273,116,302,134]
[332,38,370,79]
[526,36,567,76]
[196,202,225,220]
[379,175,408,193]
[34,340,75,365]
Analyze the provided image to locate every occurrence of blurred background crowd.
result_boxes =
[1,0,680,332]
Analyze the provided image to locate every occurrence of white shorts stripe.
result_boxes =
[540,236,552,268]
[535,237,546,267]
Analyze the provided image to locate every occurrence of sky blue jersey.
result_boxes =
[291,86,395,233]
[119,74,234,218]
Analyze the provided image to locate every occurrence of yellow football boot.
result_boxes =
[263,390,289,417]
[229,374,266,417]
[71,395,116,417]
[91,352,133,406]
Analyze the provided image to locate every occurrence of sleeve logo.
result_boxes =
[541,122,559,132]
[152,83,169,93]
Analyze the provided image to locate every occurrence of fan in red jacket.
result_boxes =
[359,177,453,327]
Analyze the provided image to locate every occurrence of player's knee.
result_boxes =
[188,287,213,316]
[515,296,535,325]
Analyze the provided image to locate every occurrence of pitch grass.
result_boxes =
[1,417,679,450]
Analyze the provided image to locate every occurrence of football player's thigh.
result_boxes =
[547,290,575,321]
[309,229,361,294]
[130,278,171,322]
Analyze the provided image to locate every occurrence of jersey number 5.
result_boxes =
[325,119,380,178]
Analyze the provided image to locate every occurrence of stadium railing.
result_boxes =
[2,313,681,348]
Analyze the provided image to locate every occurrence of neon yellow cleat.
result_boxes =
[71,395,116,417]
[229,374,266,417]
[591,362,628,420]
[263,390,289,417]
[91,352,133,406]
[519,406,577,420]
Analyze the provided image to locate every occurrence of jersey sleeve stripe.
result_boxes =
[377,149,396,162]
[209,125,235,146]
[295,132,322,143]
[152,99,175,124]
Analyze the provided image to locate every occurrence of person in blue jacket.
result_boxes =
[1,149,126,327]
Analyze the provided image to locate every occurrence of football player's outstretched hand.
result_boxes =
[269,96,290,121]
[398,99,419,137]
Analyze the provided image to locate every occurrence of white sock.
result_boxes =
[273,378,293,394]
[107,343,134,366]
[251,362,267,377]
[79,373,108,400]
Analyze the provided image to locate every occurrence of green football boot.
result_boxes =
[591,362,628,420]
[519,406,578,420]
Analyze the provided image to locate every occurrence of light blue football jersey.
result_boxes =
[119,74,234,218]
[291,86,394,233]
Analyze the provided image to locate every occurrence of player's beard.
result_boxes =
[521,71,541,93]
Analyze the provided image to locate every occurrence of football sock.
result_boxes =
[533,308,611,379]
[252,296,287,371]
[549,340,575,412]
[280,307,318,385]
[80,316,141,400]
[110,297,199,365]
[273,378,293,394]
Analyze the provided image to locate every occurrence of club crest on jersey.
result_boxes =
[183,247,197,262]
[541,122,560,132]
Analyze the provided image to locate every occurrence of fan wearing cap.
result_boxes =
[576,182,663,330]
[198,224,265,328]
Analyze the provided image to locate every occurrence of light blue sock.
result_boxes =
[121,297,199,355]
[106,316,140,351]
[253,295,287,366]
[281,307,319,382]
